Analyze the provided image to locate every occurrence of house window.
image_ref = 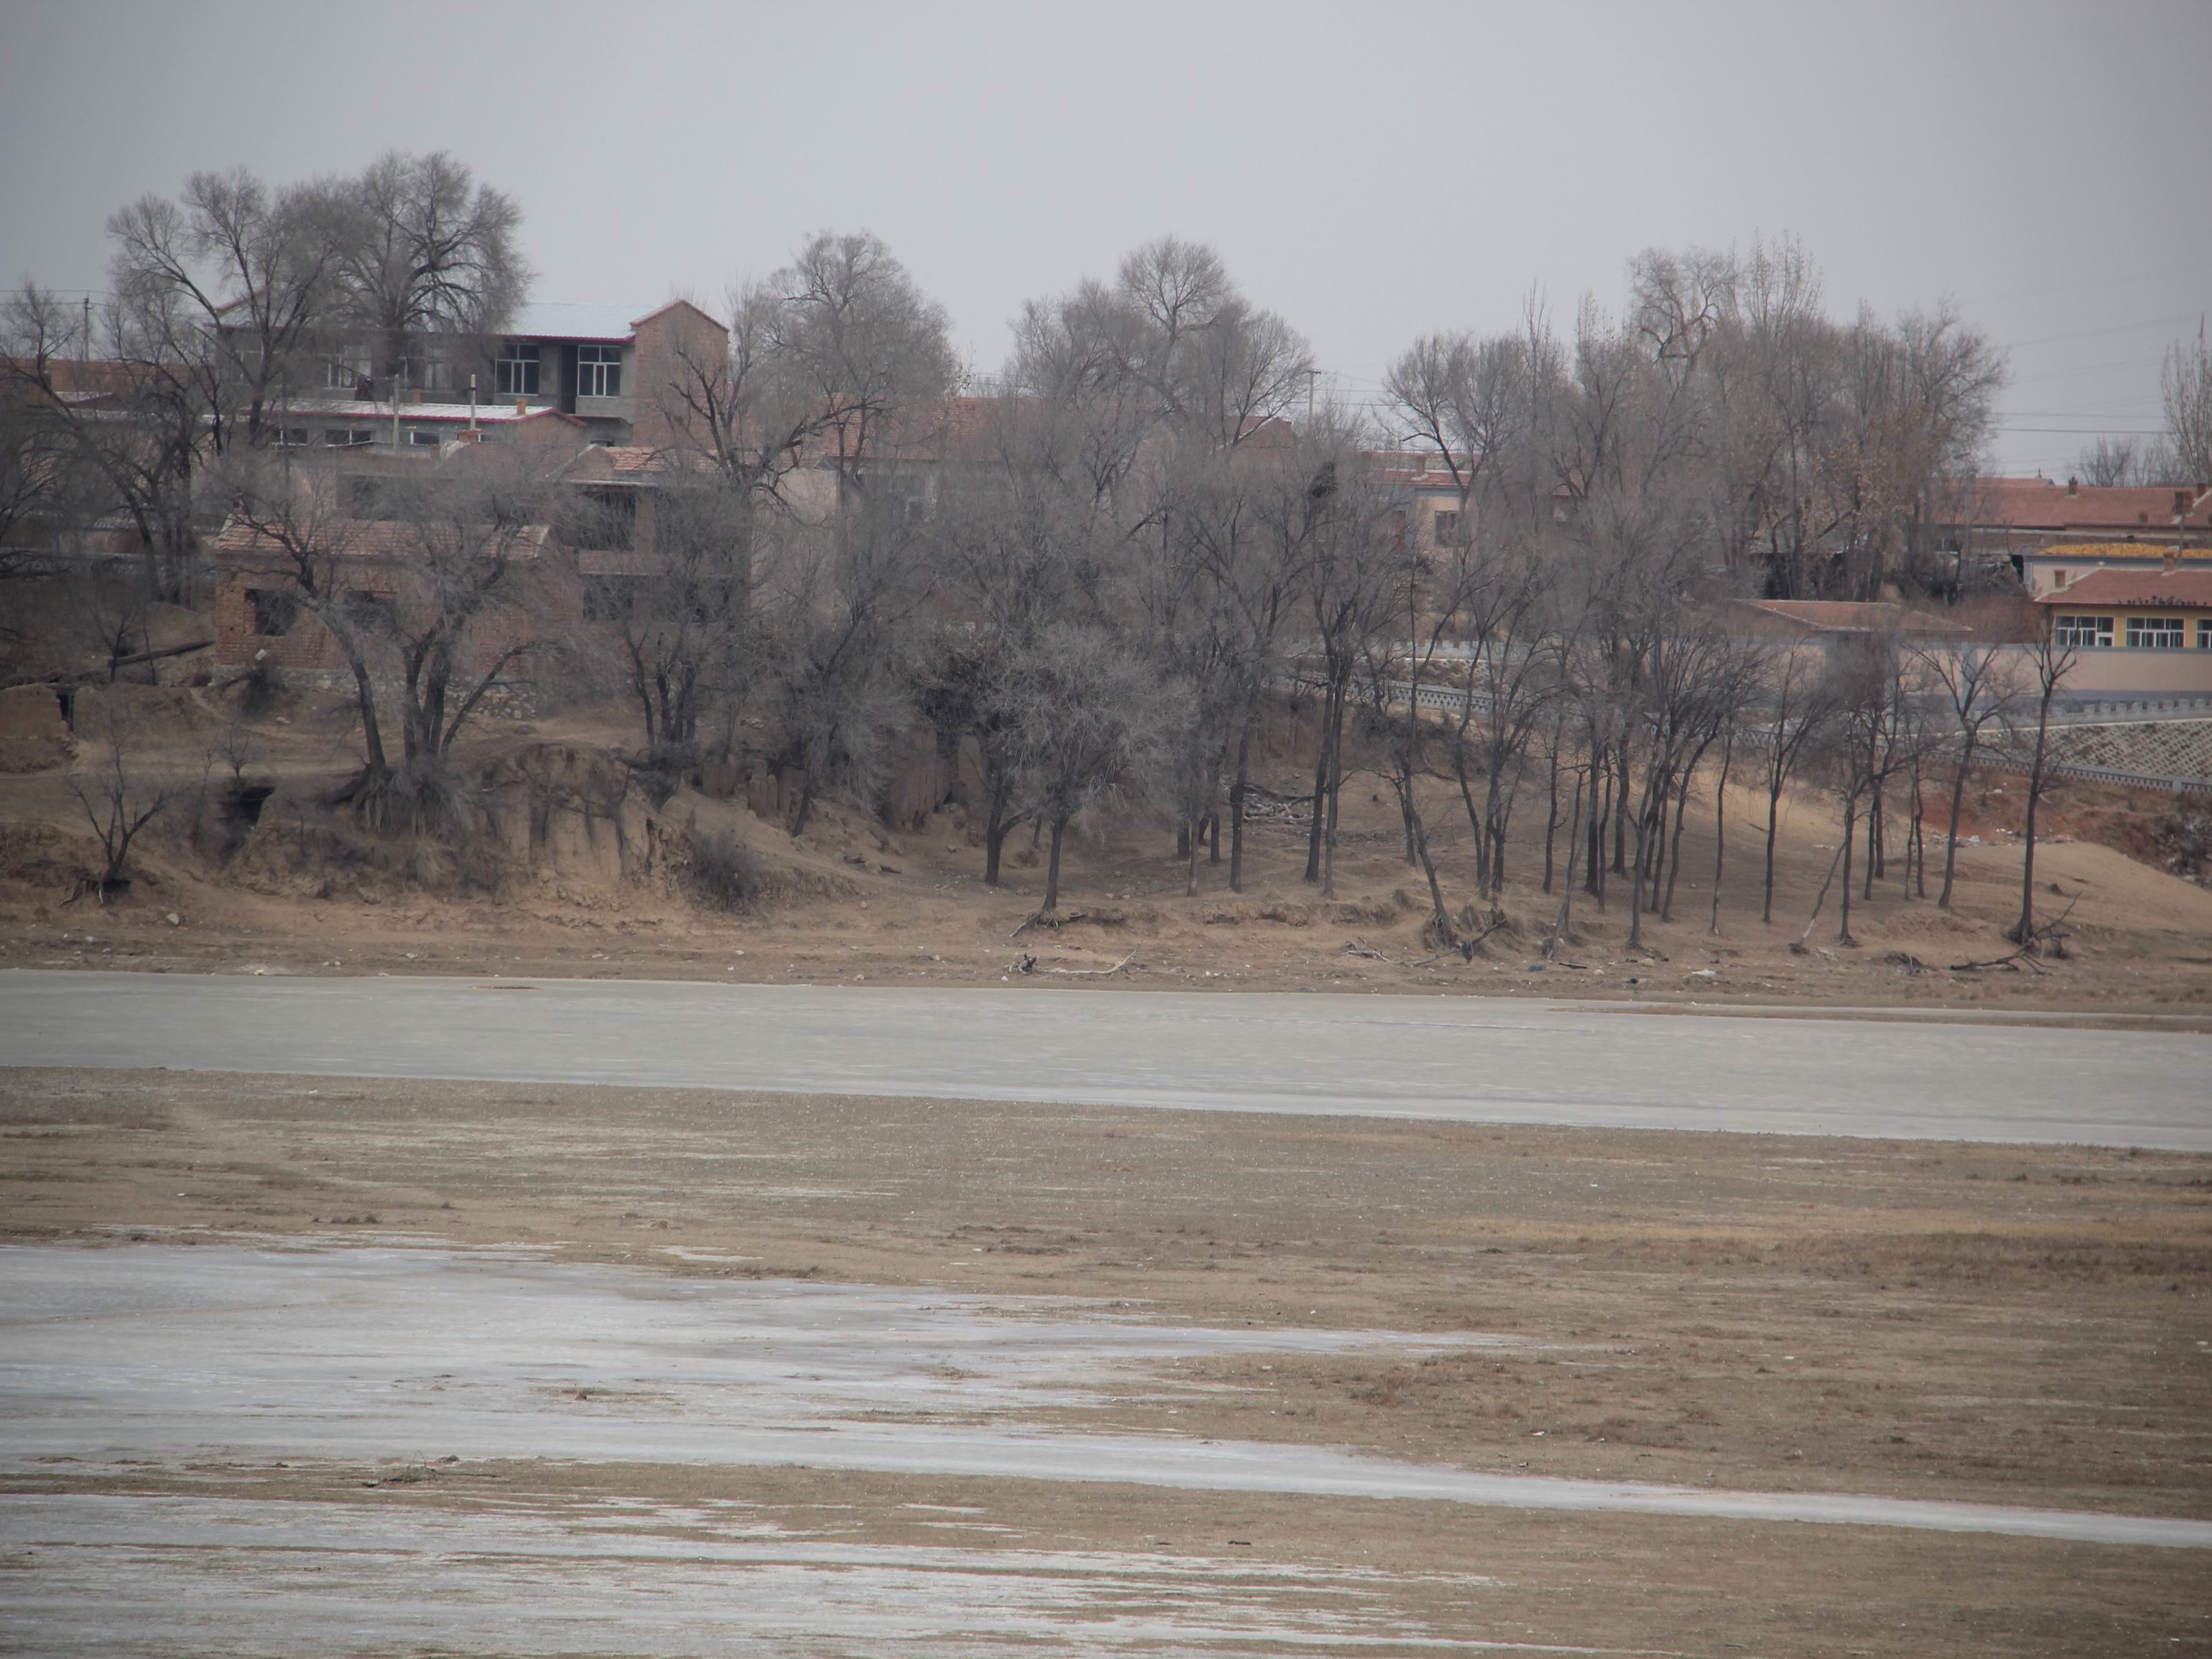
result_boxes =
[575,344,623,399]
[323,427,375,447]
[495,342,540,397]
[2051,613,2113,649]
[342,590,398,633]
[408,428,442,448]
[574,488,637,552]
[246,589,298,636]
[582,575,636,623]
[276,427,310,447]
[2199,619,2212,649]
[324,355,368,391]
[2126,615,2185,649]
[1433,510,1462,546]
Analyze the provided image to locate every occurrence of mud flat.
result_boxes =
[4,1067,2209,1654]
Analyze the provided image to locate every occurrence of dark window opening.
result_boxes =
[583,575,637,622]
[343,590,398,633]
[576,488,637,552]
[247,588,299,636]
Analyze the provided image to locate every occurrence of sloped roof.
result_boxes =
[1961,477,2212,532]
[559,444,719,483]
[213,517,551,561]
[2033,568,2212,608]
[1730,599,1966,636]
[2,356,155,403]
[507,302,646,342]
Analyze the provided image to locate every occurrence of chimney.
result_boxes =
[2065,477,2078,496]
[515,395,526,414]
[2164,547,2178,572]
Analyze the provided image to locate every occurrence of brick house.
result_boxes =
[243,298,728,457]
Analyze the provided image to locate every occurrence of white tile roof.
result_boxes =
[506,302,645,342]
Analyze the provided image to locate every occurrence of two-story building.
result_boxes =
[255,299,728,458]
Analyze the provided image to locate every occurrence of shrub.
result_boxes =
[687,826,768,912]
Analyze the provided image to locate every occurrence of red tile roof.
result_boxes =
[213,518,549,560]
[1963,478,2212,532]
[2032,568,2212,608]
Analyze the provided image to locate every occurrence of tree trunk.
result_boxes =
[1548,768,1585,955]
[1303,684,1334,883]
[2015,687,2055,945]
[1709,728,1734,935]
[1044,816,1067,916]
[1937,731,1976,909]
[1838,792,1857,946]
[1663,769,1693,921]
[1795,835,1847,949]
[1762,781,1783,924]
[983,779,1015,888]
[1541,728,1561,896]
[1229,730,1250,893]
[1412,807,1451,946]
[1610,748,1630,875]
[1322,715,1343,898]
[1586,745,1609,902]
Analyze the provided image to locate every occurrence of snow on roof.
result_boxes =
[506,302,646,343]
[282,398,551,424]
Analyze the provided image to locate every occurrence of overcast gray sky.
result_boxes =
[4,0,2206,476]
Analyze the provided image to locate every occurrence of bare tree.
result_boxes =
[1291,429,1395,896]
[2010,627,2075,947]
[1007,623,1166,919]
[757,494,921,836]
[1920,640,2023,908]
[2073,434,2151,488]
[1756,647,1840,923]
[103,167,350,447]
[333,151,527,384]
[4,283,209,603]
[746,230,957,498]
[67,697,174,903]
[568,461,754,768]
[220,443,557,828]
[2161,331,2212,488]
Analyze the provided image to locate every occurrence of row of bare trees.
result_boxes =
[7,169,2075,940]
[2,150,524,606]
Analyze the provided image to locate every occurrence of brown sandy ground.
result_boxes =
[9,1461,2207,1658]
[5,685,2211,1015]
[5,1066,2206,1521]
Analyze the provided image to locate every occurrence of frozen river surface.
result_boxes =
[3,970,2208,1146]
[8,1242,2207,1657]
[6,1242,2206,1549]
